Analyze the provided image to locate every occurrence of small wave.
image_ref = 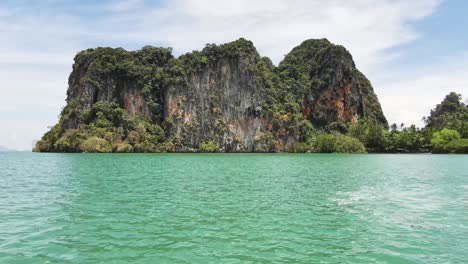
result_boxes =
[332,186,377,206]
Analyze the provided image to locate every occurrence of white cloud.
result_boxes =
[377,53,468,127]
[2,0,464,150]
[130,0,441,71]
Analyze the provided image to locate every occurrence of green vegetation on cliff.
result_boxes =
[35,101,171,153]
[34,38,466,154]
[344,92,467,154]
[424,92,468,137]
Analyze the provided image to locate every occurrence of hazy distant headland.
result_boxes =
[0,146,15,152]
[34,39,468,154]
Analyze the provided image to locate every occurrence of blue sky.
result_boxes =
[381,0,466,69]
[0,0,467,150]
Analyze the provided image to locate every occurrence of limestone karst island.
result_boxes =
[33,39,467,154]
[2,1,468,263]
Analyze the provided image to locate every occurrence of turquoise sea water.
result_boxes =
[0,152,467,263]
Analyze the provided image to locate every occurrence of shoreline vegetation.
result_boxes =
[34,92,467,154]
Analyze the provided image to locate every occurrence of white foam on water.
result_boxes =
[332,186,378,206]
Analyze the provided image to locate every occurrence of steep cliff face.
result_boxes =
[166,56,264,151]
[35,38,387,153]
[63,53,150,130]
[278,39,386,128]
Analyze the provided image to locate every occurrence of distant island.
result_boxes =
[0,146,15,152]
[34,38,467,154]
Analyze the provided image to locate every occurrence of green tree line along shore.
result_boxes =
[35,92,467,154]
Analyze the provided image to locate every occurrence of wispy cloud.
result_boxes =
[377,52,468,127]
[127,0,441,71]
[0,0,443,68]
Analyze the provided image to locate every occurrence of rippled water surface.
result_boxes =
[1,152,467,263]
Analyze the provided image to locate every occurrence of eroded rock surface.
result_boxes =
[37,38,387,152]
